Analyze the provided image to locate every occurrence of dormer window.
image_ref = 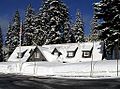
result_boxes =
[67,47,78,58]
[82,51,91,58]
[82,47,93,58]
[17,49,27,58]
[51,48,62,57]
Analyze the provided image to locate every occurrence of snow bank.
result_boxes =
[0,62,22,74]
[0,60,120,78]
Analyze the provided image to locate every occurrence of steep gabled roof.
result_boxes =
[37,46,59,62]
[8,46,36,62]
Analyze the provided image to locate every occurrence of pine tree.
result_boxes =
[73,9,84,42]
[23,4,35,46]
[64,22,76,43]
[12,10,20,46]
[5,23,13,56]
[94,0,120,59]
[90,15,99,41]
[5,10,20,56]
[34,0,70,45]
[33,12,48,46]
[33,2,48,46]
[0,26,3,62]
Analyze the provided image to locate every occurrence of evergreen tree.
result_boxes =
[23,4,35,46]
[5,10,20,56]
[33,12,48,45]
[12,10,20,47]
[5,23,13,56]
[34,0,70,45]
[0,26,3,62]
[90,15,99,41]
[73,9,84,42]
[65,21,76,43]
[94,0,120,59]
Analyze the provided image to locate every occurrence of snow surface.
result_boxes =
[38,46,59,62]
[0,60,120,79]
[8,41,104,63]
[8,46,36,62]
[43,41,104,63]
[5,41,105,69]
[0,41,111,79]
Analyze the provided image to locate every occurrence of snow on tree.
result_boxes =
[23,4,35,46]
[90,15,99,41]
[64,21,76,43]
[33,10,47,46]
[5,23,13,56]
[34,0,70,45]
[72,9,84,43]
[94,0,120,59]
[5,10,20,56]
[0,26,4,62]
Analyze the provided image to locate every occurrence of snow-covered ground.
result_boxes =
[0,41,118,79]
[0,60,120,79]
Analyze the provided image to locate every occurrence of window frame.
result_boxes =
[82,51,91,58]
[67,51,75,58]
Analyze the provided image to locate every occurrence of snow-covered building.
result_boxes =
[7,45,59,62]
[8,41,105,63]
[3,41,120,79]
[42,41,104,63]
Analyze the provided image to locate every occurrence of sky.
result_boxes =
[0,0,100,40]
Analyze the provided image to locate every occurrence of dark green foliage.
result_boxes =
[23,4,35,46]
[90,15,99,41]
[34,0,70,45]
[0,26,3,62]
[72,10,84,42]
[94,0,120,58]
[5,10,20,56]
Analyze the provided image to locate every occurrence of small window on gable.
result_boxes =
[35,52,40,58]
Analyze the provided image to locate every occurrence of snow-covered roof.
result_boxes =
[43,41,104,63]
[81,42,93,51]
[66,46,78,51]
[8,46,36,62]
[7,41,104,63]
[37,46,58,62]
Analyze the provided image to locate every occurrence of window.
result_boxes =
[35,52,40,58]
[82,47,93,58]
[82,51,91,58]
[67,47,78,58]
[84,52,90,56]
[67,51,74,58]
